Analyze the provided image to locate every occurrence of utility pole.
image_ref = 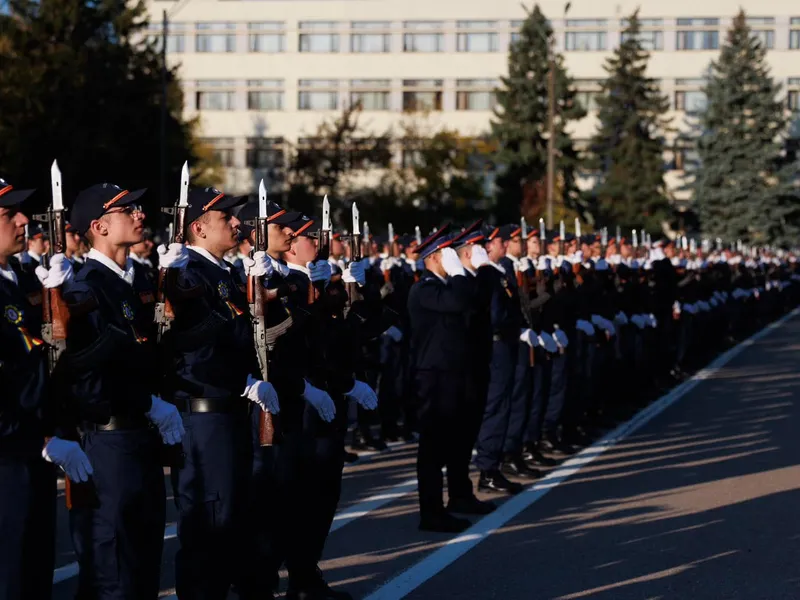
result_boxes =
[545,2,570,230]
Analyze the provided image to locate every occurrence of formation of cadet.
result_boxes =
[2,168,800,599]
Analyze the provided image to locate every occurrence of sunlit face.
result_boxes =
[90,204,146,247]
[527,237,541,257]
[331,237,345,257]
[0,206,29,261]
[191,209,240,255]
[507,236,522,258]
[486,237,506,262]
[268,223,292,254]
[28,235,48,256]
[286,234,318,265]
[66,231,82,255]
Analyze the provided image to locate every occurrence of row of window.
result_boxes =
[152,17,800,54]
[191,78,800,113]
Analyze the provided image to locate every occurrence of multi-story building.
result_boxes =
[144,0,800,202]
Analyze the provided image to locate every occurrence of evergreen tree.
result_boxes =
[0,0,220,213]
[589,10,671,232]
[693,10,799,246]
[491,4,586,224]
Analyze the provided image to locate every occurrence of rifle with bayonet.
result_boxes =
[155,161,189,342]
[385,222,395,284]
[346,203,363,307]
[249,180,281,447]
[518,218,535,367]
[309,195,332,304]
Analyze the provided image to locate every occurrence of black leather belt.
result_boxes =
[82,414,149,432]
[184,397,248,414]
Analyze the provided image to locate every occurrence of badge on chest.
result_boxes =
[218,280,243,317]
[121,300,148,343]
[4,304,44,352]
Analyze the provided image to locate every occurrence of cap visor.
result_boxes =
[0,188,36,207]
[270,210,302,226]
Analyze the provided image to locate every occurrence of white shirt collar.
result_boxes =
[489,261,506,274]
[27,250,42,263]
[465,266,476,276]
[431,271,447,284]
[87,248,136,285]
[0,263,18,285]
[286,261,310,278]
[187,245,230,273]
[129,251,152,267]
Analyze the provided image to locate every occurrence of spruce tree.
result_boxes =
[589,10,671,232]
[693,11,798,246]
[491,4,585,224]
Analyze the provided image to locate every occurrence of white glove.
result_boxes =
[648,313,658,328]
[576,319,595,336]
[303,380,336,422]
[441,247,465,277]
[35,253,74,289]
[631,314,647,329]
[538,332,558,353]
[343,260,366,285]
[553,328,569,349]
[243,251,273,278]
[380,258,394,273]
[242,374,280,414]
[42,437,93,483]
[145,395,185,446]
[383,325,403,343]
[346,380,378,411]
[307,260,332,285]
[518,257,533,273]
[157,243,190,270]
[572,250,584,265]
[519,328,539,348]
[471,245,490,269]
[613,311,629,326]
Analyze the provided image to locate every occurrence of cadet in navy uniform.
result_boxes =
[408,225,477,533]
[157,188,280,600]
[474,226,525,494]
[62,183,184,600]
[0,178,92,600]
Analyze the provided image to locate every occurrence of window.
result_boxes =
[402,79,443,111]
[674,79,707,113]
[298,80,338,110]
[403,21,444,53]
[350,80,391,111]
[246,137,285,171]
[249,22,285,53]
[671,140,699,171]
[789,79,800,113]
[457,21,498,52]
[195,81,236,111]
[574,79,604,112]
[148,23,186,53]
[565,20,607,51]
[351,21,391,53]
[747,17,775,49]
[620,18,663,50]
[196,22,236,53]
[790,18,800,50]
[510,20,524,45]
[204,138,236,168]
[676,18,719,50]
[299,21,339,53]
[456,79,497,111]
[247,80,283,111]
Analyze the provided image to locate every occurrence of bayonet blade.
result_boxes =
[50,160,63,212]
[520,218,527,241]
[415,226,422,246]
[539,218,545,241]
[388,222,394,244]
[322,194,331,232]
[352,203,360,236]
[178,161,189,207]
[559,220,565,241]
[258,180,267,219]
[575,218,581,238]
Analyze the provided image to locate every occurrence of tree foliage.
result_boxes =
[491,4,586,224]
[0,0,220,215]
[589,10,671,232]
[693,10,799,246]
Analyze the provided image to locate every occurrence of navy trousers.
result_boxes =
[475,340,518,472]
[448,363,489,501]
[543,353,567,437]
[172,411,256,600]
[0,457,56,600]
[502,342,534,457]
[70,429,165,600]
[525,356,553,443]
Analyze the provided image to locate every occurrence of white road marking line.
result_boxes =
[363,308,800,600]
[53,441,413,584]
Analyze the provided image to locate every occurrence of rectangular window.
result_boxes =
[789,91,799,112]
[246,137,285,170]
[195,22,236,53]
[247,80,284,111]
[403,21,444,53]
[195,81,237,111]
[402,79,443,111]
[675,90,708,113]
[351,21,391,53]
[457,21,498,52]
[204,138,236,168]
[565,31,606,51]
[510,20,524,44]
[249,22,285,53]
[752,29,775,49]
[298,80,339,110]
[676,18,719,50]
[299,21,339,53]
[350,80,391,111]
[149,23,186,53]
[456,79,497,111]
[621,29,663,50]
[790,18,800,49]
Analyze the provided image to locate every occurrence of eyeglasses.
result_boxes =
[105,204,143,217]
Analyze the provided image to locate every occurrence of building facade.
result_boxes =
[144,0,800,200]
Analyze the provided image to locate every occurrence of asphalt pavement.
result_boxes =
[52,310,800,599]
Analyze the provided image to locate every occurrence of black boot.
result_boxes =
[478,470,524,494]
